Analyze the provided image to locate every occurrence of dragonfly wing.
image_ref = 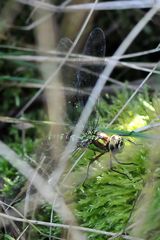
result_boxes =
[57,37,73,52]
[57,37,79,126]
[76,28,106,129]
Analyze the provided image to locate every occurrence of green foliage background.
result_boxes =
[0,1,160,239]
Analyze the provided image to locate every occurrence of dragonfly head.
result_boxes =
[109,135,124,154]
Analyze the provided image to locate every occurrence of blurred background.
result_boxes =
[0,1,160,240]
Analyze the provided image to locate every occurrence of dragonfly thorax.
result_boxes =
[93,132,124,153]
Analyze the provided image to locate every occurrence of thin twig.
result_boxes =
[107,62,159,127]
[0,212,144,240]
[16,0,160,12]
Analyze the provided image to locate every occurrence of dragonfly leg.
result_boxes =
[125,138,142,146]
[113,154,137,166]
[109,153,132,180]
[82,152,105,186]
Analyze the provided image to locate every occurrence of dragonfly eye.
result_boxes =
[118,138,124,150]
[109,144,115,151]
[110,135,124,153]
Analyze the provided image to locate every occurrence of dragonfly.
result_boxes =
[62,28,137,185]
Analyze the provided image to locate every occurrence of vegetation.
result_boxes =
[0,1,160,240]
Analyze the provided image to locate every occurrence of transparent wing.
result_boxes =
[57,37,72,53]
[56,37,78,125]
[56,29,106,129]
[75,28,106,129]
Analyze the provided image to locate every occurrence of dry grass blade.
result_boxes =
[0,140,86,240]
[1,0,160,239]
[0,212,144,240]
[16,0,160,12]
[107,62,159,127]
